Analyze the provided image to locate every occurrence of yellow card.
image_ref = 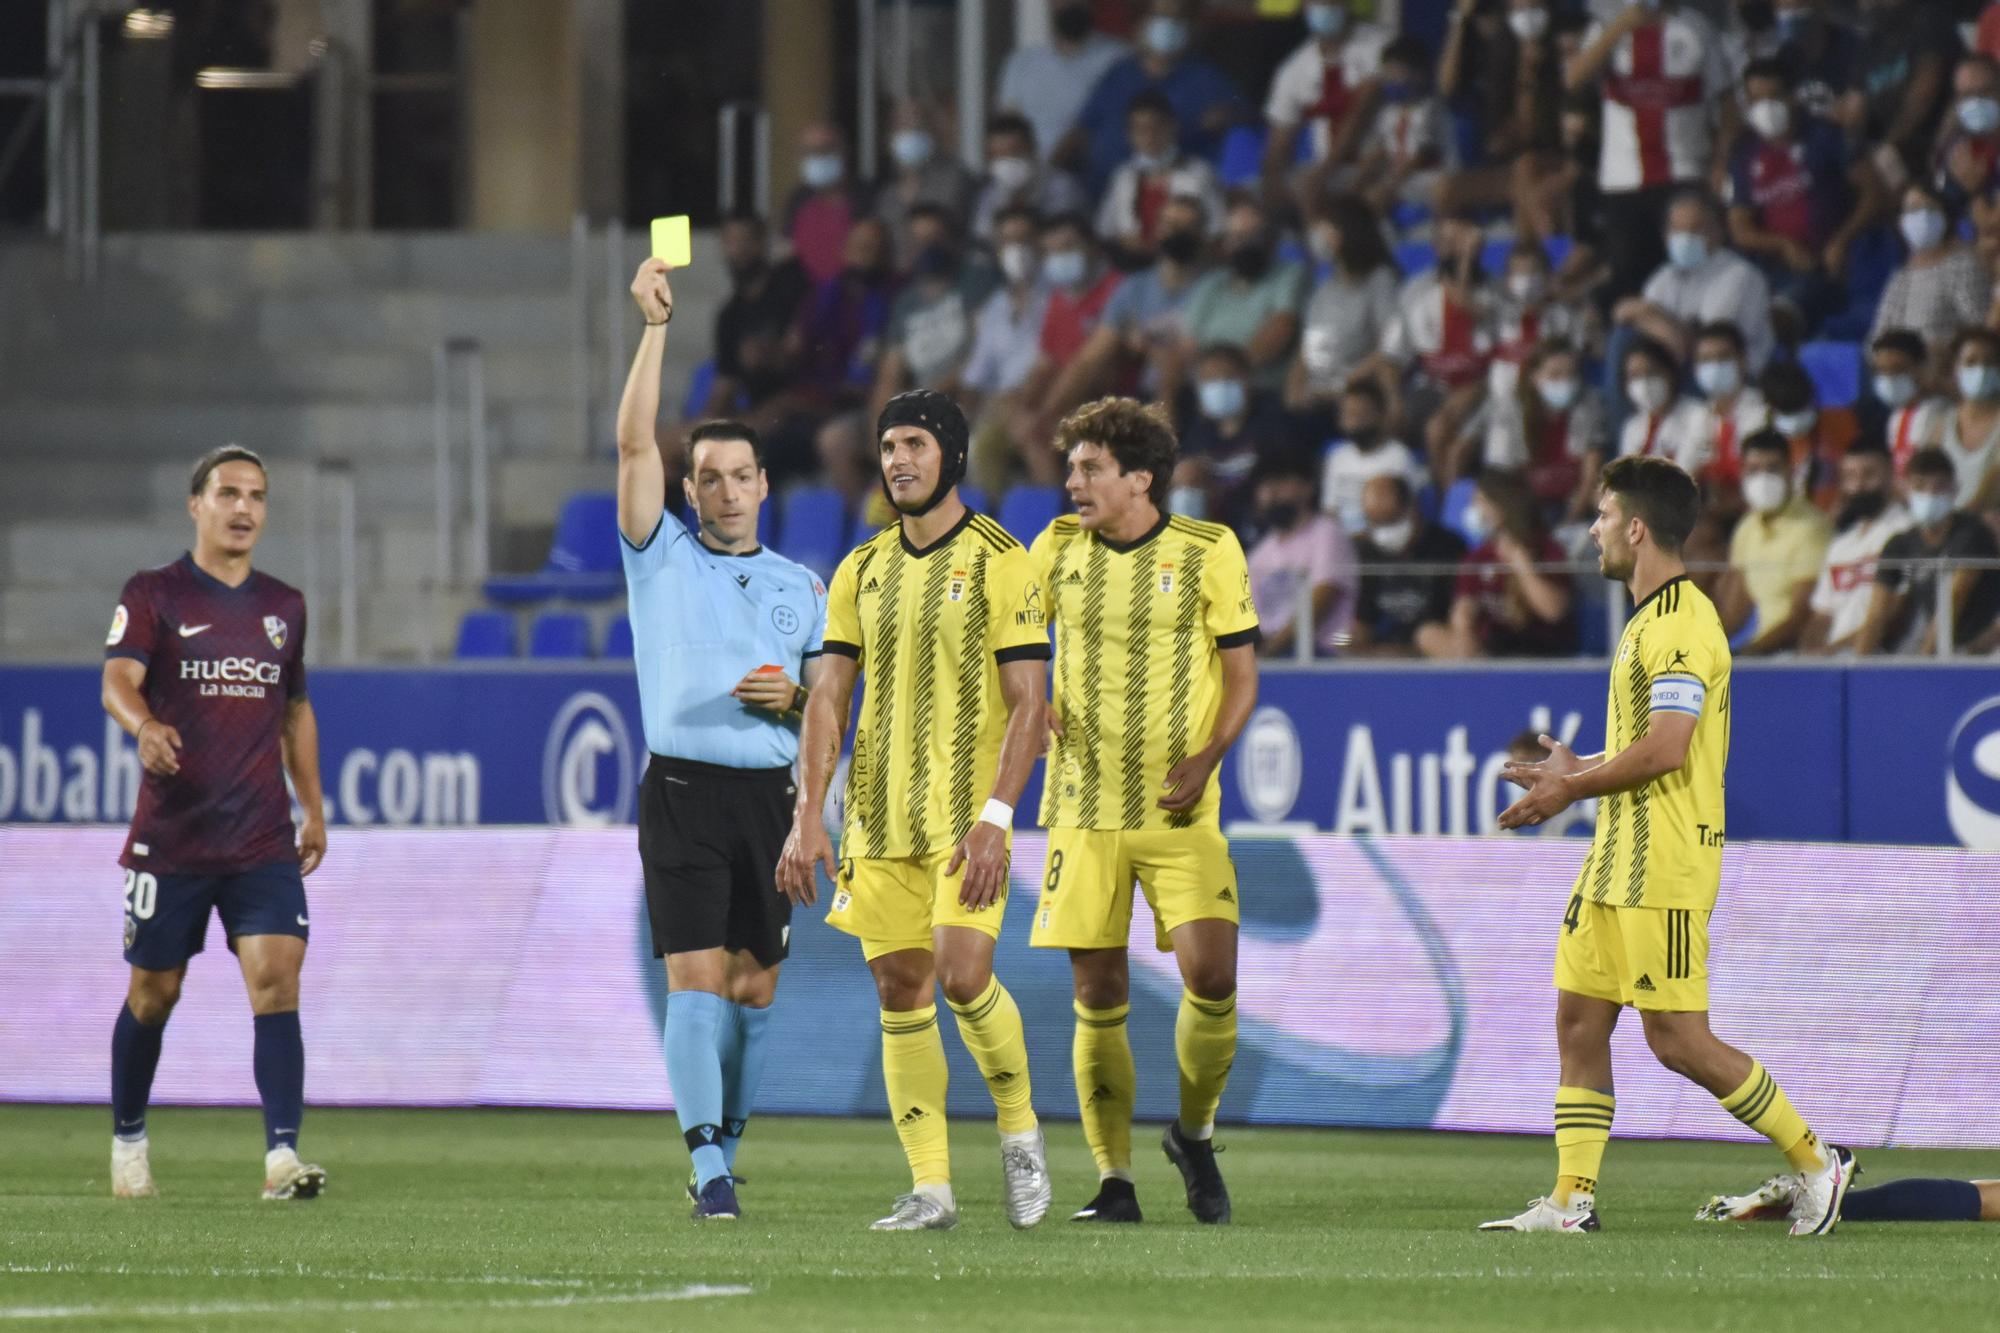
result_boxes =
[650,215,692,268]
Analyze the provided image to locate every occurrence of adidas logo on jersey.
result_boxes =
[1634,974,1656,992]
[862,577,881,593]
[1085,1084,1114,1107]
[897,1105,929,1126]
[1061,570,1084,585]
[1217,886,1235,902]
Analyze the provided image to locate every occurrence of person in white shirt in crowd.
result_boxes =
[1931,326,2000,513]
[1263,0,1393,208]
[873,99,977,262]
[1616,335,1705,466]
[1485,240,1598,406]
[1473,338,1608,524]
[960,205,1054,497]
[1567,0,1735,300]
[1871,181,1993,359]
[971,114,1086,242]
[1286,193,1403,439]
[1096,88,1225,266]
[1678,321,1772,502]
[1859,447,2000,656]
[1246,450,1360,660]
[1320,379,1430,535]
[1613,188,1776,375]
[1344,34,1457,218]
[996,1,1130,173]
[1800,442,1916,654]
[1868,327,1951,480]
[1719,428,1833,655]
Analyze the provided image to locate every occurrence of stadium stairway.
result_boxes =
[0,229,722,662]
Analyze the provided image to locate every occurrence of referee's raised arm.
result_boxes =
[616,258,674,548]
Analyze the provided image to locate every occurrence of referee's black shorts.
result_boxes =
[638,754,796,966]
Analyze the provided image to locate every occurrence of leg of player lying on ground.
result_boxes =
[778,391,1054,1232]
[1482,459,1854,1237]
[1025,398,1263,1226]
[102,447,328,1202]
[1699,1176,2000,1224]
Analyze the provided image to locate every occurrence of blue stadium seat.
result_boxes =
[527,611,593,659]
[1217,124,1267,187]
[1394,240,1437,275]
[997,485,1064,543]
[1544,234,1574,269]
[1438,478,1481,545]
[1798,340,1863,409]
[1481,238,1518,277]
[602,614,634,659]
[454,610,515,659]
[1390,201,1432,232]
[1818,225,1898,341]
[484,491,624,604]
[681,358,716,422]
[958,484,990,515]
[778,486,849,579]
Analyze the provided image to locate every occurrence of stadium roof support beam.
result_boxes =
[956,0,985,171]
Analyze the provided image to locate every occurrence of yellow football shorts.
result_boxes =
[1553,892,1710,1011]
[1030,826,1238,952]
[825,846,1009,960]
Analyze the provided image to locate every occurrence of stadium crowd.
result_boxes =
[680,0,2000,659]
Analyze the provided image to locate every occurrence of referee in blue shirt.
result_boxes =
[618,258,828,1221]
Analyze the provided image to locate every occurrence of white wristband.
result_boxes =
[978,798,1014,829]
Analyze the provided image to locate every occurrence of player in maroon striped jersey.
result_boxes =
[101,446,329,1201]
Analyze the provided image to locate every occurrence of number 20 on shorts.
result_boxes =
[123,868,158,920]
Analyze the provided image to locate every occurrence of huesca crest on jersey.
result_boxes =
[264,615,287,650]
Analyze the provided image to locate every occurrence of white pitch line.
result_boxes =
[0,1284,753,1322]
[2,1263,593,1289]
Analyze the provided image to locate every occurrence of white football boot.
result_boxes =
[1478,1193,1600,1233]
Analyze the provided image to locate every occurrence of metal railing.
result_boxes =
[432,338,491,588]
[0,1,101,281]
[717,102,771,217]
[301,459,360,665]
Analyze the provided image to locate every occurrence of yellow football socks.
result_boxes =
[1174,989,1236,1136]
[945,977,1038,1135]
[1721,1061,1826,1172]
[1072,1000,1136,1178]
[1553,1087,1615,1204]
[880,1006,951,1187]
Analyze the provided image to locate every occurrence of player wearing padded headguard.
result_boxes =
[1483,456,1854,1238]
[779,389,1055,1233]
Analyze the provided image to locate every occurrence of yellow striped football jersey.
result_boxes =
[1576,575,1731,911]
[823,510,1051,859]
[1030,513,1260,832]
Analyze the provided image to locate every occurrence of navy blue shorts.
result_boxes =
[122,858,309,970]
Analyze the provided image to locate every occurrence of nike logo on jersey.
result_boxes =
[178,623,212,637]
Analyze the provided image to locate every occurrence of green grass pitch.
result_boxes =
[3,1105,1993,1331]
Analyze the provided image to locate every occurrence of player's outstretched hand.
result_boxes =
[630,259,674,325]
[777,817,831,907]
[950,822,1009,911]
[297,812,327,876]
[136,719,182,777]
[1500,733,1579,789]
[731,668,799,713]
[1157,749,1219,812]
[1498,770,1573,831]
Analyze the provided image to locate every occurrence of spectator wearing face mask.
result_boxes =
[1418,468,1576,659]
[1846,0,1960,192]
[873,100,977,262]
[1872,186,1993,359]
[1861,446,2000,654]
[1800,442,1915,653]
[1069,0,1248,195]
[1616,336,1706,466]
[1719,427,1832,653]
[1613,189,1776,381]
[1342,35,1456,219]
[1348,473,1468,656]
[1246,451,1359,658]
[1760,358,1857,510]
[1320,380,1429,534]
[784,122,872,285]
[1288,193,1403,439]
[1262,0,1392,205]
[1867,326,1953,477]
[1435,0,1569,222]
[1487,242,1597,403]
[1567,0,1735,302]
[1476,339,1609,524]
[1932,55,2000,247]
[1178,193,1308,392]
[1934,326,2000,512]
[971,114,1086,242]
[1679,322,1771,498]
[997,1,1131,172]
[869,205,995,423]
[1045,195,1212,429]
[1177,342,1292,530]
[959,206,1053,496]
[1096,90,1225,265]
[1362,213,1497,475]
[1010,212,1125,481]
[1726,58,1880,339]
